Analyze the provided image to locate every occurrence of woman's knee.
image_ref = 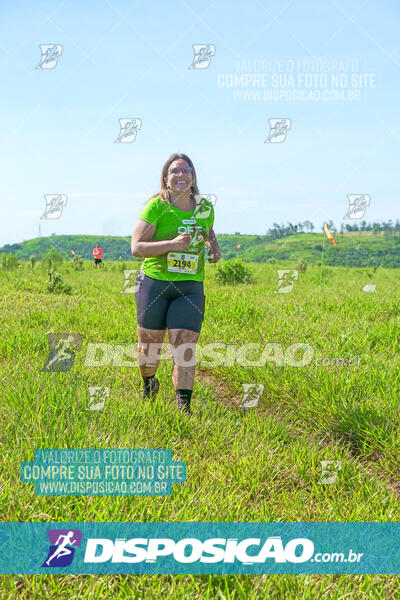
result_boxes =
[168,328,200,345]
[169,329,199,368]
[137,326,166,343]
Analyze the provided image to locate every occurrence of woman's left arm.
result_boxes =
[206,227,221,263]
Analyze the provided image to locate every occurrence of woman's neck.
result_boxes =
[169,192,194,211]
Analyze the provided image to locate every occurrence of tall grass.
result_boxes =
[1,260,399,598]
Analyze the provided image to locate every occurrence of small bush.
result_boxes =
[72,254,84,271]
[118,257,126,272]
[46,268,72,294]
[43,248,63,269]
[215,259,254,285]
[297,257,307,273]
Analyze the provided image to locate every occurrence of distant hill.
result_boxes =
[0,235,134,262]
[1,232,399,267]
[217,231,400,267]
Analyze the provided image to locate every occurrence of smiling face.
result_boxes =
[164,158,193,194]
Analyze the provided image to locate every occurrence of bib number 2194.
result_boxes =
[167,252,198,274]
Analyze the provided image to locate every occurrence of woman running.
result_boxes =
[131,153,221,415]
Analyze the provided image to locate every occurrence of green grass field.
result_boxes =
[1,260,399,599]
[6,229,400,267]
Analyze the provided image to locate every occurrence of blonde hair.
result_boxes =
[148,153,200,205]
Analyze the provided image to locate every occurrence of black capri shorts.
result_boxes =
[135,272,206,333]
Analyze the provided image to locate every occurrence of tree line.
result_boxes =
[265,220,400,240]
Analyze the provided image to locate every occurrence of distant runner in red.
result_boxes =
[93,244,103,267]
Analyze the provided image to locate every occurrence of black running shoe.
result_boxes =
[176,395,192,416]
[142,376,160,400]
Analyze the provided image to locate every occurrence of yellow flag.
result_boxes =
[324,224,338,248]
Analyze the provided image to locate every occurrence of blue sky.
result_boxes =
[1,0,399,246]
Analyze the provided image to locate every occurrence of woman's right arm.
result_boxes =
[131,219,191,258]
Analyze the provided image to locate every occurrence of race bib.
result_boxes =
[167,252,198,274]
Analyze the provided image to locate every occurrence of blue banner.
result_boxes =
[0,522,399,574]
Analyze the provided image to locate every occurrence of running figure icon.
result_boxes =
[45,531,77,566]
